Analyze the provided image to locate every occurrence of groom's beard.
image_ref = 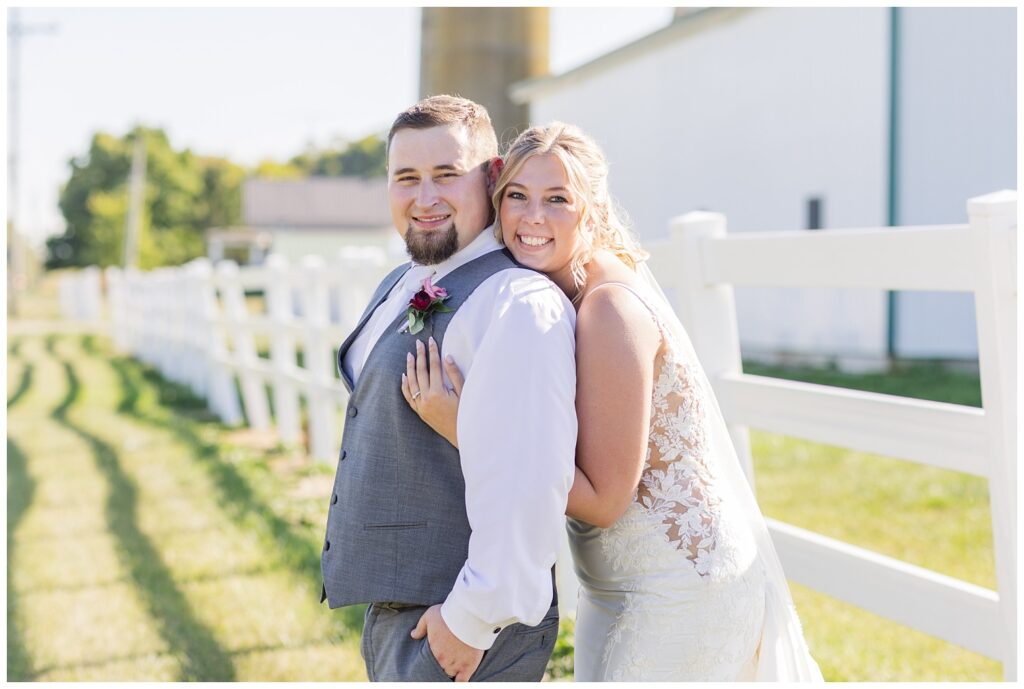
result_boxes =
[404,223,460,265]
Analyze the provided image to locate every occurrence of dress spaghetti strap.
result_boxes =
[585,281,664,331]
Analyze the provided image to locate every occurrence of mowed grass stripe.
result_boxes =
[71,336,365,680]
[7,349,33,408]
[7,438,37,681]
[7,343,33,680]
[7,338,173,680]
[103,345,367,637]
[49,343,236,681]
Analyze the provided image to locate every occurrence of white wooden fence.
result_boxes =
[61,189,1016,678]
[102,246,391,461]
[58,265,103,321]
[644,189,1017,679]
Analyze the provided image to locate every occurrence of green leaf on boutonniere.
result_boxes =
[408,312,423,335]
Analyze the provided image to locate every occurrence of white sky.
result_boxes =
[7,7,673,246]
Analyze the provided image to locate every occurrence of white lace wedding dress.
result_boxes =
[569,281,820,682]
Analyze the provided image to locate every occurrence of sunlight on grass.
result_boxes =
[7,335,367,681]
[19,584,171,678]
[7,322,1003,681]
[752,432,995,588]
[747,362,1000,681]
[792,583,1002,681]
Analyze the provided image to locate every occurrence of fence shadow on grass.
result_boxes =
[7,363,34,409]
[7,438,36,681]
[51,348,236,681]
[88,337,366,636]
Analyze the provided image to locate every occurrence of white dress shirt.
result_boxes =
[342,229,578,650]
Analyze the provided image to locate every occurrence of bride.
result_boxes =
[401,122,823,681]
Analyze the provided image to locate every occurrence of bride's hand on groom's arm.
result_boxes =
[410,604,484,681]
[401,337,465,448]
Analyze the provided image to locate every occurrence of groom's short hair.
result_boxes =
[387,95,499,165]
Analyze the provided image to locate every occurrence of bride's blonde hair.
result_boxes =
[492,122,648,303]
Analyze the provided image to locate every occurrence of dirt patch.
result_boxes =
[291,474,334,500]
[223,428,283,451]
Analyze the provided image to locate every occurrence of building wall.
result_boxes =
[268,228,393,266]
[893,8,1017,359]
[528,8,893,363]
[243,178,391,228]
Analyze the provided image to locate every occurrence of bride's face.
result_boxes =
[499,153,585,294]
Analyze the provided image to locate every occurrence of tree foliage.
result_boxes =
[289,134,387,178]
[47,127,244,270]
[46,127,387,269]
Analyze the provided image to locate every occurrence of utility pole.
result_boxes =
[7,8,58,316]
[122,133,146,269]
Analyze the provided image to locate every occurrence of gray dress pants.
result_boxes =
[361,603,559,682]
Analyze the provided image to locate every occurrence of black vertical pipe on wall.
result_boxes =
[886,7,901,362]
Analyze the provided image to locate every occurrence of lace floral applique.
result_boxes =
[632,340,730,575]
[577,284,767,680]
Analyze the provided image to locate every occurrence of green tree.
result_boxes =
[47,132,131,268]
[47,127,244,270]
[197,156,246,229]
[45,126,386,270]
[252,159,305,180]
[289,134,387,178]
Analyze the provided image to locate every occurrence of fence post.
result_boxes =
[300,255,337,462]
[169,264,187,391]
[218,260,271,431]
[138,269,155,366]
[131,267,147,359]
[154,269,173,379]
[968,189,1017,680]
[80,265,102,322]
[195,260,243,425]
[266,254,302,445]
[105,266,127,351]
[121,267,138,356]
[178,260,206,398]
[669,211,755,484]
[335,246,387,332]
[58,273,74,319]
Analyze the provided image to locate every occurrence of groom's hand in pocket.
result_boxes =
[411,604,484,682]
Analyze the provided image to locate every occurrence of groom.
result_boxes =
[320,95,577,682]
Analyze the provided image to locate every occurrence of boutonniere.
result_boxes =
[399,276,453,334]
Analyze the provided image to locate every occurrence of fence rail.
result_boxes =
[59,190,1017,678]
[646,189,1016,679]
[701,224,980,290]
[716,373,990,477]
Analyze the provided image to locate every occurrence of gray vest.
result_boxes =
[321,248,531,608]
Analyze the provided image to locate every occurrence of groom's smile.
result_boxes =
[411,212,452,231]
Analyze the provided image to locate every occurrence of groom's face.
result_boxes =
[388,124,491,265]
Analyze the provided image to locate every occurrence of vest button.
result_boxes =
[340,450,347,461]
[331,493,338,505]
[348,406,358,418]
[493,627,501,634]
[324,540,330,551]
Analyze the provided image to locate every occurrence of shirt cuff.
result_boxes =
[440,592,513,651]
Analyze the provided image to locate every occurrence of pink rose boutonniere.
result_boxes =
[399,276,453,335]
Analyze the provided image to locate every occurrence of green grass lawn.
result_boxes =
[7,269,1004,680]
[7,334,365,681]
[744,359,1000,681]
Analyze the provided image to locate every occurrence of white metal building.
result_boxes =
[511,7,1016,366]
[212,177,393,264]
